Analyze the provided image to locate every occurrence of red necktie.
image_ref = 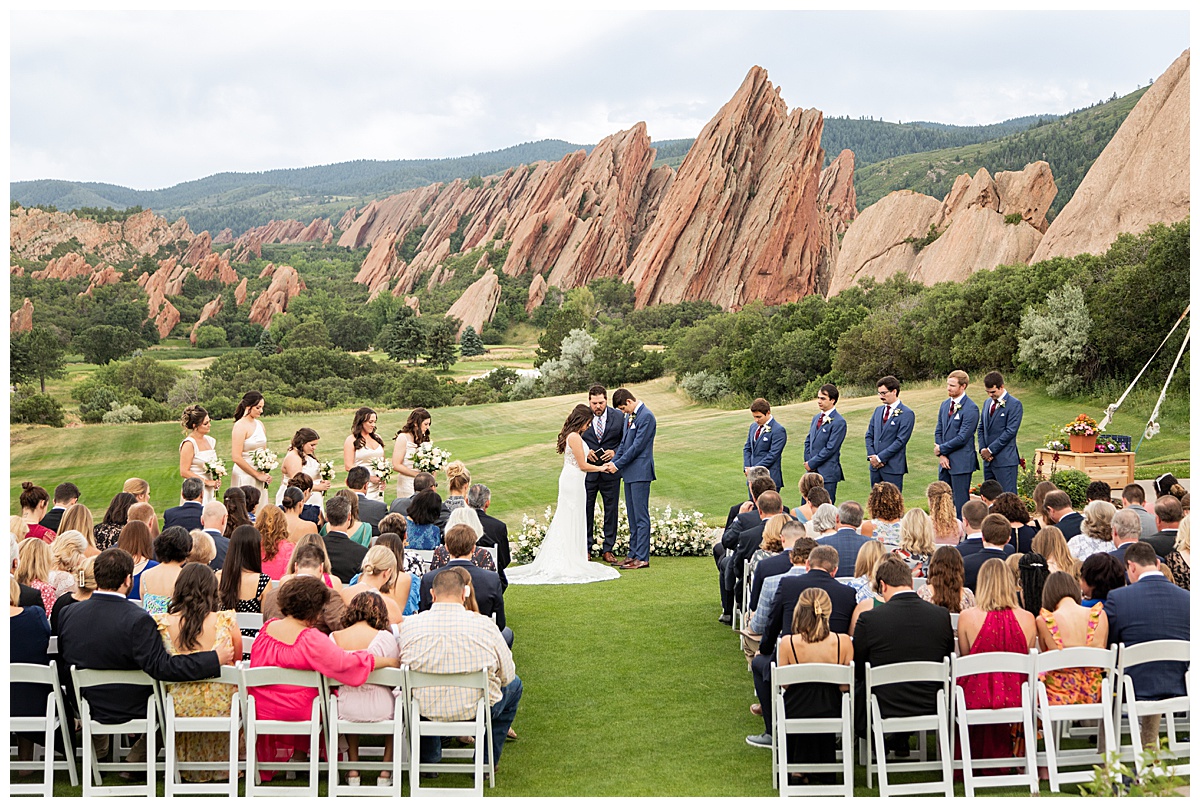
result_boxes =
[754,425,763,441]
[882,406,890,423]
[816,414,825,429]
[989,401,998,417]
[949,402,957,416]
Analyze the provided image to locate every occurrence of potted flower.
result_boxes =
[1061,413,1100,453]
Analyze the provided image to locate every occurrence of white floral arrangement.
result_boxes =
[512,504,715,564]
[413,443,451,474]
[249,448,278,473]
[366,456,393,485]
[203,458,227,480]
[318,460,336,482]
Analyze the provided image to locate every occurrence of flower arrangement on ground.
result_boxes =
[512,504,715,564]
[204,457,227,481]
[249,448,278,473]
[318,460,336,482]
[366,456,392,485]
[413,443,451,474]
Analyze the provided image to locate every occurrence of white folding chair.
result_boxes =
[47,635,59,655]
[412,549,436,566]
[738,559,752,631]
[407,668,493,796]
[771,662,854,797]
[1034,645,1118,792]
[236,612,264,660]
[912,576,928,592]
[949,612,960,632]
[71,665,161,797]
[10,661,79,795]
[1115,640,1191,776]
[950,650,1038,795]
[241,666,327,797]
[327,667,406,797]
[161,667,242,796]
[864,658,953,796]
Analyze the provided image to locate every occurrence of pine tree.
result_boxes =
[423,316,460,371]
[256,328,278,356]
[384,306,425,364]
[459,325,485,356]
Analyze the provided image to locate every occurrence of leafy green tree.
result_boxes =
[111,356,183,402]
[534,306,586,368]
[591,327,662,386]
[75,325,138,365]
[194,325,228,349]
[1018,284,1092,396]
[383,307,426,364]
[329,313,375,352]
[540,328,597,395]
[280,320,332,350]
[423,316,460,371]
[11,392,64,427]
[459,325,485,356]
[256,329,279,356]
[11,325,67,393]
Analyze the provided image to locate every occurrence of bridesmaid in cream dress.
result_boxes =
[391,407,431,500]
[276,427,332,508]
[178,405,221,504]
[230,391,271,491]
[343,407,387,501]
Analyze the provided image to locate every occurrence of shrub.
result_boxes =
[193,325,228,349]
[1050,468,1092,509]
[167,374,205,408]
[280,320,331,350]
[507,375,540,401]
[123,395,174,423]
[1004,212,1024,225]
[78,385,123,423]
[678,371,732,402]
[203,396,236,420]
[110,356,182,402]
[102,402,143,424]
[540,328,596,395]
[1017,284,1092,396]
[272,396,325,414]
[11,392,64,427]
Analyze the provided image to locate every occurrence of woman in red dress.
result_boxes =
[18,482,56,543]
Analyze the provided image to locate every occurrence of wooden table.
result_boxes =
[1033,448,1135,489]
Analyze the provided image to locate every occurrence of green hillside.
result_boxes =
[853,87,1148,215]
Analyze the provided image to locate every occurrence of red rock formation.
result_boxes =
[526,273,548,314]
[337,208,357,231]
[81,265,124,296]
[234,277,249,306]
[995,162,1057,233]
[819,149,857,234]
[1032,49,1190,261]
[11,298,33,333]
[233,233,262,263]
[259,263,276,279]
[232,218,333,252]
[9,206,192,263]
[11,265,24,277]
[446,269,502,337]
[214,228,234,244]
[626,67,831,308]
[189,295,224,345]
[32,252,93,281]
[182,231,213,266]
[192,251,239,285]
[154,300,181,339]
[403,295,421,315]
[248,265,305,327]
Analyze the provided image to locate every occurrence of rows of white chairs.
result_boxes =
[10,661,497,797]
[764,640,1190,797]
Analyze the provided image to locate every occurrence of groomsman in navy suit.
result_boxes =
[934,370,980,517]
[977,371,1023,494]
[865,375,915,491]
[804,384,846,503]
[744,398,787,492]
[605,388,656,570]
[582,384,625,564]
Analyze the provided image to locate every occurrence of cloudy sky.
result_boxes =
[9,7,1190,190]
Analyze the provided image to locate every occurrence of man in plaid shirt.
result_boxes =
[400,566,522,769]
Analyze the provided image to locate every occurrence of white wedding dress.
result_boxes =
[506,440,621,586]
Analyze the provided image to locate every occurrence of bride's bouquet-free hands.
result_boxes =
[412,443,451,474]
[366,456,393,485]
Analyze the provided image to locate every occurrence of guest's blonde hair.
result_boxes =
[1177,514,1190,553]
[1032,526,1079,578]
[360,545,398,592]
[853,540,889,579]
[17,538,51,586]
[761,514,789,552]
[898,508,936,557]
[1082,500,1117,542]
[187,530,216,566]
[10,516,29,543]
[60,504,96,548]
[926,481,958,537]
[123,478,150,498]
[10,576,20,607]
[76,556,97,592]
[445,506,484,540]
[975,558,1020,611]
[51,530,88,575]
[287,534,332,575]
[444,461,471,494]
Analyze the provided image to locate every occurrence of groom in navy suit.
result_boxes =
[977,371,1023,494]
[864,375,915,491]
[803,383,846,503]
[605,388,655,570]
[582,384,625,564]
[743,398,787,492]
[935,370,980,517]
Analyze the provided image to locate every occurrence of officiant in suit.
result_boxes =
[804,384,846,503]
[582,384,625,565]
[977,371,1023,494]
[935,370,980,517]
[744,398,787,492]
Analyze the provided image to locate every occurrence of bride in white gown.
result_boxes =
[507,404,621,585]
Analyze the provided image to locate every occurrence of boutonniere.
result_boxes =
[762,424,772,434]
[892,405,903,417]
[627,413,635,427]
[997,399,1006,409]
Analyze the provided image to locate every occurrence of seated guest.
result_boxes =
[1069,499,1116,561]
[50,530,88,591]
[153,563,242,783]
[95,492,136,551]
[792,472,826,524]
[1035,571,1109,707]
[431,507,497,572]
[852,555,955,752]
[400,566,521,770]
[216,525,272,620]
[18,537,74,615]
[284,473,323,526]
[257,505,296,581]
[864,482,905,545]
[848,554,892,636]
[249,576,398,778]
[1162,514,1189,591]
[129,502,161,541]
[716,476,776,623]
[817,501,870,577]
[123,477,152,504]
[164,478,206,532]
[419,525,510,644]
[117,521,158,600]
[11,534,42,609]
[18,482,57,543]
[800,488,832,538]
[726,491,785,619]
[188,529,216,567]
[322,496,368,584]
[844,540,889,604]
[1044,490,1082,539]
[406,489,444,552]
[719,473,776,563]
[325,490,373,548]
[240,486,262,522]
[990,492,1037,554]
[749,514,789,581]
[749,520,813,614]
[745,534,817,664]
[725,466,772,527]
[59,549,232,759]
[10,575,52,765]
[1153,473,1187,502]
[331,591,402,787]
[469,483,512,587]
[340,546,407,625]
[139,526,193,615]
[40,482,80,534]
[283,535,343,591]
[1079,552,1126,607]
[894,508,937,576]
[962,513,1015,591]
[976,479,1004,508]
[389,471,436,517]
[262,543,347,632]
[52,556,96,635]
[345,466,387,536]
[222,487,253,538]
[1107,508,1145,566]
[435,461,472,530]
[1145,495,1183,558]
[374,533,421,616]
[1032,526,1080,577]
[918,545,976,613]
[805,501,839,543]
[59,503,100,557]
[1086,480,1112,504]
[282,484,317,542]
[927,481,963,544]
[1106,542,1190,749]
[1016,552,1050,616]
[201,501,230,571]
[954,500,992,557]
[1121,483,1159,539]
[378,513,425,575]
[955,558,1037,762]
[1029,481,1058,531]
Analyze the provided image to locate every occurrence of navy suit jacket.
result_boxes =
[865,401,914,475]
[206,530,229,571]
[817,528,871,577]
[1106,575,1190,699]
[978,393,1023,467]
[749,551,796,612]
[581,407,625,482]
[761,569,857,656]
[419,559,506,631]
[163,500,204,532]
[1056,511,1084,539]
[612,403,656,483]
[962,545,1012,591]
[804,410,845,484]
[935,396,980,475]
[745,417,787,490]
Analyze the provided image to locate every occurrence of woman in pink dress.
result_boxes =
[256,505,295,581]
[248,576,400,779]
[331,591,401,787]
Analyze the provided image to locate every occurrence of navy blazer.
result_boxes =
[419,559,506,631]
[817,528,871,577]
[865,401,915,475]
[761,569,857,656]
[804,410,846,484]
[206,530,229,571]
[745,417,787,490]
[1056,511,1083,539]
[1106,575,1190,699]
[581,406,625,481]
[962,545,1012,591]
[749,550,795,612]
[978,393,1023,467]
[612,403,656,483]
[935,396,980,475]
[163,500,204,532]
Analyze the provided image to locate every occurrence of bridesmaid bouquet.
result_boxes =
[204,458,228,481]
[250,448,279,473]
[318,460,336,482]
[413,443,451,474]
[366,456,393,485]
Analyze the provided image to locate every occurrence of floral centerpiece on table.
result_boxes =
[413,443,451,474]
[512,504,715,564]
[203,458,227,481]
[318,460,336,483]
[249,448,278,473]
[366,456,393,485]
[1061,413,1100,437]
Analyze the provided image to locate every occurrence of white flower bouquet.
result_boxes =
[366,456,393,485]
[512,503,715,564]
[318,460,336,482]
[413,443,451,474]
[249,448,279,473]
[203,457,227,481]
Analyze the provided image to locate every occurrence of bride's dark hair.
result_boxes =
[557,404,594,454]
